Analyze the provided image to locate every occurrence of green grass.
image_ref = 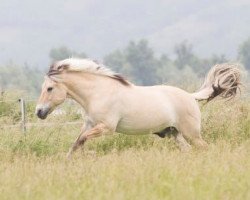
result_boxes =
[0,98,249,200]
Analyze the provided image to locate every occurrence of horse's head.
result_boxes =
[36,76,67,119]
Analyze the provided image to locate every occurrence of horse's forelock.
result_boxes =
[47,62,69,76]
[47,63,57,76]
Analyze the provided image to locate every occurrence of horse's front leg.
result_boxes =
[66,122,91,159]
[66,123,113,159]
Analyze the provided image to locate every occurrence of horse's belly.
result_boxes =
[116,109,175,135]
[116,124,169,135]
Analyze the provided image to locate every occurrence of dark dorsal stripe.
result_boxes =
[111,74,130,86]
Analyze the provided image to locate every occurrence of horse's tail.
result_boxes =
[192,63,242,101]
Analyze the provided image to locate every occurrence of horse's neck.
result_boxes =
[64,73,117,110]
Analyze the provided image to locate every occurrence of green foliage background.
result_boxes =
[0,38,249,97]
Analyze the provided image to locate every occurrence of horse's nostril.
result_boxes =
[37,109,42,117]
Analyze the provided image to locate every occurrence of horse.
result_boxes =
[36,58,241,158]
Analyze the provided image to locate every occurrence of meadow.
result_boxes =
[0,94,249,200]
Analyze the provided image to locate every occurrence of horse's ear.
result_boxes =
[57,64,69,72]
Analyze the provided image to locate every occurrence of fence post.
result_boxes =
[19,98,26,133]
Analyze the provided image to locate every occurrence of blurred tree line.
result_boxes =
[0,38,249,96]
[104,40,228,86]
[0,62,43,95]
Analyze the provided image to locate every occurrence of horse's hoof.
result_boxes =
[66,153,72,160]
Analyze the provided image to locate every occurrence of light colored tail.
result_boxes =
[192,63,242,101]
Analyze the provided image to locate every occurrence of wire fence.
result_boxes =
[0,98,83,133]
[1,91,249,133]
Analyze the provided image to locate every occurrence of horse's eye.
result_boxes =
[47,87,53,92]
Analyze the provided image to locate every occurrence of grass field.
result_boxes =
[0,98,250,200]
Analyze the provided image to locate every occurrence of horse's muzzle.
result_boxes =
[36,108,49,119]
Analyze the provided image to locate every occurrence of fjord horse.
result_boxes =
[36,58,241,158]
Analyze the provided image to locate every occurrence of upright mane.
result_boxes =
[48,58,130,86]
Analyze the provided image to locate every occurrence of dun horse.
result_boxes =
[36,58,241,158]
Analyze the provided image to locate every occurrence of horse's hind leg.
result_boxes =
[179,120,208,149]
[154,127,191,151]
[191,135,208,149]
[172,131,192,152]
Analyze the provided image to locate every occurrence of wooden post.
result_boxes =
[19,98,26,133]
